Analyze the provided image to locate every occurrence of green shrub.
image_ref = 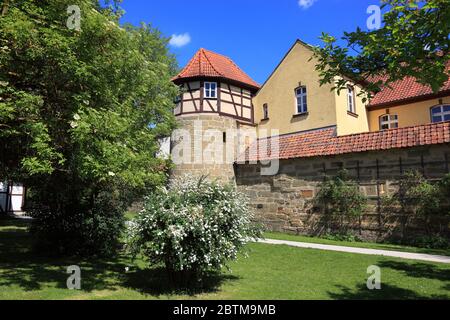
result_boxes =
[396,171,441,216]
[381,171,448,240]
[408,235,450,250]
[126,176,263,284]
[439,174,450,214]
[321,232,362,242]
[30,185,127,256]
[382,171,442,216]
[314,170,367,217]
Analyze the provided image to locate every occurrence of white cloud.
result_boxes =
[169,33,191,48]
[298,0,318,9]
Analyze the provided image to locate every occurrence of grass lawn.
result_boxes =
[265,232,450,257]
[1,217,449,300]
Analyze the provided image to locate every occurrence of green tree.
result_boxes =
[0,0,178,255]
[313,0,450,102]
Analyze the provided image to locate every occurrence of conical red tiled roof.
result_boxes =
[172,48,260,90]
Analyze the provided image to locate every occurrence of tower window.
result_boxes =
[347,85,356,113]
[204,82,217,99]
[295,86,307,114]
[431,105,450,123]
[263,103,269,120]
[380,114,398,130]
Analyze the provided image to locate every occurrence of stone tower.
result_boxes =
[170,48,260,183]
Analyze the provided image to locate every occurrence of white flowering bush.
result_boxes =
[126,176,263,282]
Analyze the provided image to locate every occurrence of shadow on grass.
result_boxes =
[328,283,449,300]
[0,217,238,297]
[123,268,239,297]
[377,260,450,282]
[328,259,450,300]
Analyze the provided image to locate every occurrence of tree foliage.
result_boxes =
[0,0,178,255]
[313,0,450,102]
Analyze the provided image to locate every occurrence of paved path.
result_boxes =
[259,239,450,264]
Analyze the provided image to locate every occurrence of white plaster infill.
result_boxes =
[258,238,450,264]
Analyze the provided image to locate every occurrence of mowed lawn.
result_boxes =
[0,217,449,300]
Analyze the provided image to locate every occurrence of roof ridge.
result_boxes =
[337,120,450,139]
[257,125,337,141]
[198,48,203,75]
[201,49,222,77]
[174,49,200,80]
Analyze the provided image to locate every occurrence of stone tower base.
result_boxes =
[170,114,238,184]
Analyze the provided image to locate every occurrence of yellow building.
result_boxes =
[366,75,450,131]
[253,39,450,137]
[170,41,450,184]
[172,40,450,162]
[254,40,369,137]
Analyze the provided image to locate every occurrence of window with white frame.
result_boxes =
[204,82,217,99]
[431,105,450,123]
[379,114,398,130]
[347,85,355,113]
[295,86,307,114]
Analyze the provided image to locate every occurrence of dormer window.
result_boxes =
[295,86,307,114]
[204,82,217,99]
[380,114,398,130]
[347,85,356,114]
[431,105,450,123]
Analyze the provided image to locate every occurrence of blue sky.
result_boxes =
[119,0,382,84]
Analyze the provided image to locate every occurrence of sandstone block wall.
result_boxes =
[170,114,238,184]
[235,144,450,241]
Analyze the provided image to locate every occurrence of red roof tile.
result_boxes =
[369,65,450,107]
[172,48,260,90]
[241,122,450,162]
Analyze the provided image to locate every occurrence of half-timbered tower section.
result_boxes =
[172,48,259,124]
[170,49,260,182]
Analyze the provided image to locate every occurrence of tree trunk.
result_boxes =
[1,0,10,17]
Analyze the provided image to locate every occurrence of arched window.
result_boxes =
[379,114,398,130]
[431,105,450,123]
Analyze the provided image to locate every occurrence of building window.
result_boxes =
[380,114,399,130]
[295,86,307,114]
[204,82,217,99]
[347,85,356,113]
[431,105,450,123]
[263,103,269,120]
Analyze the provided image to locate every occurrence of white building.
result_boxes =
[0,182,26,214]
